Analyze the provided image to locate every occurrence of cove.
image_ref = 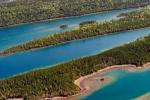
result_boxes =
[83,68,150,100]
[0,28,150,79]
[0,8,137,51]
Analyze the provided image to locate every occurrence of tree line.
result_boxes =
[0,8,150,55]
[0,28,150,100]
[0,0,149,27]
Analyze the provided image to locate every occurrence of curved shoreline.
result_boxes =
[50,63,150,100]
[137,92,150,100]
[6,63,150,100]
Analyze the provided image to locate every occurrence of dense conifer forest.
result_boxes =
[0,0,149,27]
[1,30,150,100]
[1,8,149,55]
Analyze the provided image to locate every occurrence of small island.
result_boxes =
[0,8,150,56]
[60,24,68,29]
[79,21,98,27]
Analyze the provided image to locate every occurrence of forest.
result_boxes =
[1,29,150,99]
[0,8,150,55]
[0,0,149,27]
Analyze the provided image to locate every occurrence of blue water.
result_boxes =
[0,28,150,79]
[83,68,150,100]
[0,8,137,51]
[0,7,149,99]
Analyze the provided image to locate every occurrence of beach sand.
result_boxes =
[8,63,150,100]
[137,93,150,100]
[50,63,150,100]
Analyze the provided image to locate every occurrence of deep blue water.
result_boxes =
[83,69,150,100]
[0,8,136,51]
[0,28,150,79]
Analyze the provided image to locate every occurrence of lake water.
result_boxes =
[0,8,136,51]
[0,7,150,100]
[0,28,150,79]
[83,68,150,100]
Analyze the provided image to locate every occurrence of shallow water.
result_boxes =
[0,7,149,99]
[0,28,150,79]
[0,8,136,51]
[83,68,150,100]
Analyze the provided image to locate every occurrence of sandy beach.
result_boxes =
[7,63,150,100]
[49,63,150,100]
[137,92,150,100]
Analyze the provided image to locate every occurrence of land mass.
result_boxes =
[51,64,150,100]
[1,26,150,99]
[0,8,150,56]
[0,0,149,27]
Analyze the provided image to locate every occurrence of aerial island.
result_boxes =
[0,0,150,100]
[0,8,150,55]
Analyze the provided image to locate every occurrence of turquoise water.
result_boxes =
[0,28,150,79]
[0,8,136,51]
[83,68,150,100]
[0,7,149,99]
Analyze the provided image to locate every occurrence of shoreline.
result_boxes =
[0,27,150,56]
[50,63,150,100]
[1,26,149,80]
[0,6,146,28]
[137,92,150,100]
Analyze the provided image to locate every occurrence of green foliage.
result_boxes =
[1,8,150,55]
[0,0,149,27]
[1,31,150,99]
[79,20,98,27]
[60,24,68,29]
